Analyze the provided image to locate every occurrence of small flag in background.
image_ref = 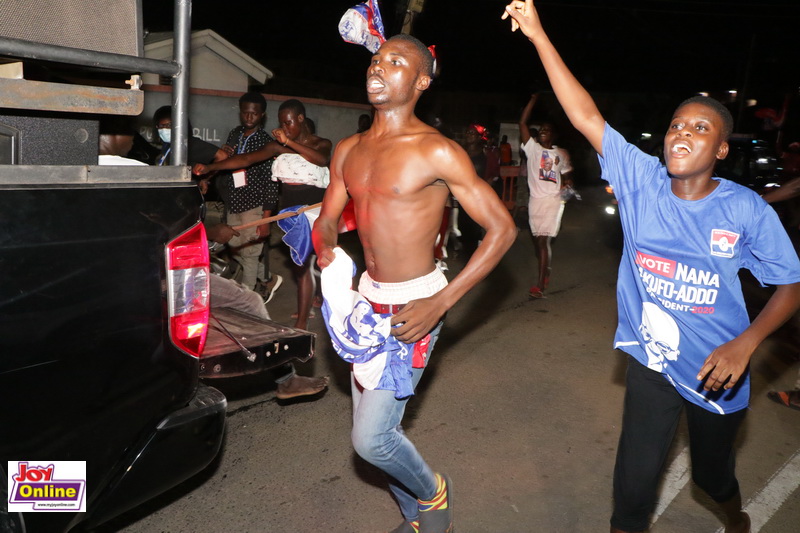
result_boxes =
[338,0,386,53]
[277,201,357,266]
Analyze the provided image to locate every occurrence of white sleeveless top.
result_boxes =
[271,153,330,188]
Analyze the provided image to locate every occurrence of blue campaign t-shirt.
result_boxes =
[599,123,800,414]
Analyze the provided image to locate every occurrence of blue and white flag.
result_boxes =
[338,0,386,53]
[277,205,319,267]
[320,247,417,399]
[277,202,358,266]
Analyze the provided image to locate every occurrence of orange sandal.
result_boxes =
[767,390,800,411]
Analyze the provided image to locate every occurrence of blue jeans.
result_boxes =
[351,323,442,521]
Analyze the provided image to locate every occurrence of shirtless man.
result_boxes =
[312,34,516,533]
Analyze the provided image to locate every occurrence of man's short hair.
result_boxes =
[278,98,306,118]
[152,105,194,130]
[386,34,434,78]
[153,105,172,124]
[675,96,734,140]
[239,91,267,112]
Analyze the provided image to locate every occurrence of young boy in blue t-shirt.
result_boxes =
[504,2,800,532]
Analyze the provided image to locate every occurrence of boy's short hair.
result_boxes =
[278,98,306,118]
[386,34,434,78]
[239,91,266,112]
[676,96,734,140]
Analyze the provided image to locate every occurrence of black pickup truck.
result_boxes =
[0,2,228,531]
[0,163,226,533]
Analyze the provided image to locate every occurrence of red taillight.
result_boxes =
[166,223,210,358]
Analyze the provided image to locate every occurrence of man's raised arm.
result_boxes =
[503,0,606,154]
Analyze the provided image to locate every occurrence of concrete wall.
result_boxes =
[191,50,249,93]
[137,86,371,150]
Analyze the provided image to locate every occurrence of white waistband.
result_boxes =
[358,268,448,305]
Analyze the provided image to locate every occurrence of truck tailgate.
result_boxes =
[201,307,315,379]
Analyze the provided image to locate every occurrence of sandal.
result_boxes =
[767,389,800,411]
[528,286,546,299]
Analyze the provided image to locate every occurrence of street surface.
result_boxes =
[101,187,799,533]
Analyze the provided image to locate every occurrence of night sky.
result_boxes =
[141,1,799,93]
[141,1,800,136]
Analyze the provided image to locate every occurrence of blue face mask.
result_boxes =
[158,128,171,144]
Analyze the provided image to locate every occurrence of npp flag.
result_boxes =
[320,247,425,399]
[277,201,357,266]
[338,0,386,53]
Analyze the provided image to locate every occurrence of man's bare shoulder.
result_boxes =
[332,134,360,162]
[337,132,361,150]
[413,127,465,156]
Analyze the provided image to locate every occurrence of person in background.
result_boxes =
[357,113,372,133]
[271,99,332,331]
[484,131,503,197]
[98,116,147,166]
[206,223,329,400]
[519,93,573,299]
[458,123,489,252]
[215,92,283,301]
[503,2,800,532]
[762,177,800,412]
[499,134,513,165]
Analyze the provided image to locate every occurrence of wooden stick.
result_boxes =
[231,202,323,231]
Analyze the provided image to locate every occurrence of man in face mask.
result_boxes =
[152,105,228,194]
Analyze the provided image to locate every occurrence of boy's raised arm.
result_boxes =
[519,93,538,145]
[503,0,606,155]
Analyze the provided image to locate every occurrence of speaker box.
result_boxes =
[0,0,143,57]
[0,113,98,165]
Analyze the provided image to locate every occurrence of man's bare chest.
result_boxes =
[343,145,434,196]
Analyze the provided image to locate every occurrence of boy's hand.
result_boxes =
[502,0,542,40]
[272,128,288,145]
[206,223,239,245]
[193,163,208,175]
[696,338,753,391]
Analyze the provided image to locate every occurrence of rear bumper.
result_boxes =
[84,384,227,528]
